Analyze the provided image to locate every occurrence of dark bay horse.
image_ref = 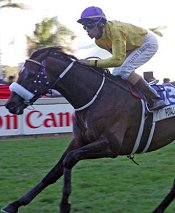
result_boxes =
[2,47,175,213]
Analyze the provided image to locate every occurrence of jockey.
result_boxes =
[77,6,166,111]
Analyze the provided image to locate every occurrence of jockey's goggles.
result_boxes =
[83,22,97,30]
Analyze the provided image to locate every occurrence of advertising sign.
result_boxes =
[0,100,74,136]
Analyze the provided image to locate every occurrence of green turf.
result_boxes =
[0,136,174,213]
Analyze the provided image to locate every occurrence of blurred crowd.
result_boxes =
[143,71,175,86]
[0,75,15,99]
[0,75,15,85]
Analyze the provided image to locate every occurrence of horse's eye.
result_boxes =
[27,72,35,80]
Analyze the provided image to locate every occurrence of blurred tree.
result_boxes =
[0,0,30,9]
[2,65,18,81]
[26,17,76,56]
[149,26,167,37]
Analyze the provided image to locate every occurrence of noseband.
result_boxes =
[9,58,75,105]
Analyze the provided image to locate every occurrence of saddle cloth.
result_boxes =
[131,83,175,121]
[152,83,175,121]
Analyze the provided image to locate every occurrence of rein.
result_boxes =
[75,74,105,111]
[49,61,75,89]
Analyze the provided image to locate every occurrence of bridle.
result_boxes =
[26,58,75,89]
[10,58,75,105]
[26,59,46,67]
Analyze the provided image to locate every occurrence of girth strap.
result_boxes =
[130,99,145,155]
[129,99,156,156]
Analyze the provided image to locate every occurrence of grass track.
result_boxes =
[0,135,174,213]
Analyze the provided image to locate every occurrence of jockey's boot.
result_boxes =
[128,72,166,111]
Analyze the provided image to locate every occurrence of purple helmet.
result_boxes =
[77,6,107,25]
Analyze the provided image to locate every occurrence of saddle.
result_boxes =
[131,82,175,107]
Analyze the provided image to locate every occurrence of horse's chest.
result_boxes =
[80,118,100,141]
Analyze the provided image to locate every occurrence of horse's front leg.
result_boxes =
[1,139,80,213]
[60,136,121,213]
[153,179,175,213]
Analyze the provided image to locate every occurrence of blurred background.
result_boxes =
[0,0,174,84]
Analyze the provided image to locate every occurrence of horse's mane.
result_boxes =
[30,46,129,91]
[30,46,77,60]
[30,46,108,73]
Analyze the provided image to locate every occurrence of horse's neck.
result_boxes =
[53,62,131,110]
[54,65,105,109]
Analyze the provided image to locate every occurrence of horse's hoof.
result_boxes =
[60,203,71,213]
[1,204,18,213]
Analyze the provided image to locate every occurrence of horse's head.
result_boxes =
[5,47,76,115]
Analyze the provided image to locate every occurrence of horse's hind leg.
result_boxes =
[1,139,80,213]
[153,179,175,213]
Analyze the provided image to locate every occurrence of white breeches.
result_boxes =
[112,32,159,80]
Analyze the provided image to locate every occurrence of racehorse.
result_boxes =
[2,47,175,213]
